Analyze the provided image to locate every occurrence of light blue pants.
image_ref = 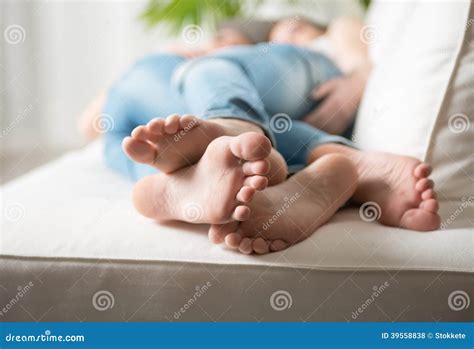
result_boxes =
[103,44,353,181]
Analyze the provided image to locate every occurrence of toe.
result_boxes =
[225,232,242,249]
[243,175,268,191]
[131,125,150,142]
[230,132,272,161]
[208,222,238,244]
[236,186,256,203]
[415,178,434,192]
[270,240,289,252]
[253,238,270,254]
[239,238,253,254]
[164,114,180,134]
[147,118,165,135]
[179,114,200,130]
[400,208,441,231]
[420,198,439,213]
[232,205,251,221]
[414,163,432,178]
[122,136,156,164]
[242,160,270,175]
[421,189,437,200]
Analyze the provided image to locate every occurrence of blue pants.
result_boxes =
[104,44,353,181]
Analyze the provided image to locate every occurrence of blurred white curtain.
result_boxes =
[1,0,171,152]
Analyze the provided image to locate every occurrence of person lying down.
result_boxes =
[81,16,441,255]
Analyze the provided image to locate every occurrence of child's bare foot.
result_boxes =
[208,154,358,254]
[310,144,441,231]
[122,114,264,173]
[132,132,272,224]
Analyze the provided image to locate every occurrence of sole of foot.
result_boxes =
[122,114,262,174]
[352,153,441,232]
[132,132,273,224]
[208,154,358,254]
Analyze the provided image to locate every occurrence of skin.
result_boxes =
[270,16,372,135]
[127,114,441,255]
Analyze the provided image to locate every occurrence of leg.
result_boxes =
[209,154,358,254]
[103,53,187,181]
[124,45,339,179]
[309,143,441,231]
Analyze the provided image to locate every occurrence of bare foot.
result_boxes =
[132,132,272,224]
[122,114,264,174]
[208,154,358,254]
[309,144,441,231]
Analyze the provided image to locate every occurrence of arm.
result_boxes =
[303,17,372,135]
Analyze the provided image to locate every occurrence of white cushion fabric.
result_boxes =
[1,143,472,272]
[356,0,473,200]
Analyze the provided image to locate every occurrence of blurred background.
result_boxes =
[0,0,364,183]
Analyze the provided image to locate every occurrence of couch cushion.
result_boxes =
[355,0,473,200]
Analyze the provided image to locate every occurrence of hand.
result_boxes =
[303,75,364,135]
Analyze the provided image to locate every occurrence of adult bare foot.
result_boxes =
[208,154,358,254]
[309,144,441,231]
[122,114,264,173]
[132,132,272,224]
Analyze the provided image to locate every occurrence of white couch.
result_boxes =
[1,0,472,321]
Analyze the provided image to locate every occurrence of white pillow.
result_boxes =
[355,0,473,201]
